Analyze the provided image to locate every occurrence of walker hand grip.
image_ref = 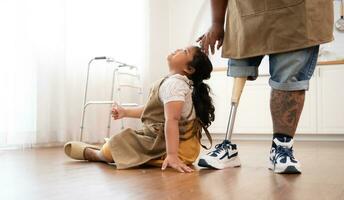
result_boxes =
[94,57,107,60]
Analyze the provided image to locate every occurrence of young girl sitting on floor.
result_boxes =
[64,46,214,173]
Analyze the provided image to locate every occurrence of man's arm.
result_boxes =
[198,0,228,55]
[210,0,228,26]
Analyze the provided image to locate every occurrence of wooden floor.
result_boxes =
[1,141,344,200]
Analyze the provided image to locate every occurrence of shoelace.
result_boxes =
[275,146,295,161]
[212,141,230,156]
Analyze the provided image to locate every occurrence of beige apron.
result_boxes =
[222,0,334,59]
[108,77,212,169]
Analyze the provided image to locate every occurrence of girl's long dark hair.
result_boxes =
[187,46,215,128]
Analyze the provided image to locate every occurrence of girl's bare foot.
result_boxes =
[84,148,114,163]
[84,148,104,162]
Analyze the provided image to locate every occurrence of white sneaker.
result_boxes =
[269,137,301,174]
[198,140,241,169]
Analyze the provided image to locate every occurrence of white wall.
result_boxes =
[145,0,170,91]
[168,0,208,48]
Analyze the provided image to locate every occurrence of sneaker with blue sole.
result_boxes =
[269,137,301,174]
[198,139,241,169]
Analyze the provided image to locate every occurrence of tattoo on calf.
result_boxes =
[270,89,305,137]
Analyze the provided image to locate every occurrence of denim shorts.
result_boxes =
[227,45,320,91]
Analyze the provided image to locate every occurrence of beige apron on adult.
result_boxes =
[107,77,212,169]
[222,0,334,59]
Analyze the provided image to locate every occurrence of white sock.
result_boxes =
[96,150,108,162]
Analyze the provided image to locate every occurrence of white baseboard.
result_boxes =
[0,142,67,150]
[203,133,344,142]
[2,133,343,151]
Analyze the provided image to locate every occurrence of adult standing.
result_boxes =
[198,0,333,173]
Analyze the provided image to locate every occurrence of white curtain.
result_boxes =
[0,0,148,148]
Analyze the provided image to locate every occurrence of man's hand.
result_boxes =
[161,154,194,173]
[111,102,126,120]
[197,23,224,55]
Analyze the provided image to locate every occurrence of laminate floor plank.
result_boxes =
[1,141,343,200]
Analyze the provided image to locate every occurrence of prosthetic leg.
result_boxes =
[225,77,247,141]
[198,77,247,169]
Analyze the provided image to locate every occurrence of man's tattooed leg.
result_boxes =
[270,89,305,137]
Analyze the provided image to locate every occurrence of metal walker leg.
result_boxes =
[79,57,142,141]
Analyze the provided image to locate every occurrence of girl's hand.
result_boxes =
[111,102,126,120]
[161,154,194,173]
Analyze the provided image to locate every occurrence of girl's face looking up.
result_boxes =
[167,46,196,76]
